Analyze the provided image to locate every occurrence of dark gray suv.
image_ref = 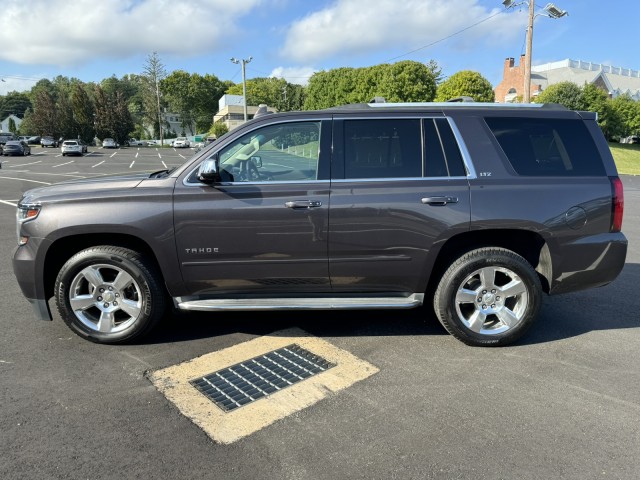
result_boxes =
[12,101,628,346]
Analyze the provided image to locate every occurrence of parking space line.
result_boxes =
[135,152,139,158]
[148,327,379,445]
[0,199,18,207]
[53,161,74,168]
[5,160,42,167]
[157,151,162,158]
[110,152,118,158]
[129,161,135,168]
[162,161,167,169]
[0,176,52,185]
[92,161,105,168]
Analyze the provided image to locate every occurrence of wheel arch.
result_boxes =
[427,229,552,297]
[43,233,164,300]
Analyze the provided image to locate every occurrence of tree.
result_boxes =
[304,61,440,109]
[610,94,640,138]
[209,122,228,139]
[226,77,305,112]
[0,91,32,119]
[435,70,495,102]
[534,82,585,110]
[93,85,133,144]
[30,90,58,136]
[71,83,96,143]
[8,117,16,133]
[581,83,622,140]
[377,61,438,102]
[141,52,168,143]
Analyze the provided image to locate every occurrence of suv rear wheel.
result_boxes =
[434,247,542,347]
[54,246,166,344]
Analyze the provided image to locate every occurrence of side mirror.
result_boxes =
[197,155,220,184]
[250,155,262,168]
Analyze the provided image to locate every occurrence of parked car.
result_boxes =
[173,137,190,148]
[0,132,16,146]
[41,136,58,148]
[27,136,41,145]
[125,138,146,147]
[61,140,84,156]
[102,138,118,148]
[3,140,31,156]
[12,100,628,346]
[627,135,639,144]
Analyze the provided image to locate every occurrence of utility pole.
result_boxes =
[231,57,253,122]
[523,1,535,103]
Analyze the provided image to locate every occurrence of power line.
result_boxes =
[385,10,505,62]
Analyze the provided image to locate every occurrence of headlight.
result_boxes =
[16,203,41,245]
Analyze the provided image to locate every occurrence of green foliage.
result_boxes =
[8,117,16,132]
[162,71,228,134]
[304,61,438,110]
[225,77,305,112]
[209,122,229,138]
[610,94,640,137]
[435,70,495,102]
[534,82,585,110]
[0,91,32,119]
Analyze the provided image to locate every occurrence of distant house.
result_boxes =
[495,55,640,102]
[0,114,22,133]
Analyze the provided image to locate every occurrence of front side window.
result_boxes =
[217,121,321,182]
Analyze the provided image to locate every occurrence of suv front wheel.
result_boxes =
[434,247,542,347]
[54,246,166,344]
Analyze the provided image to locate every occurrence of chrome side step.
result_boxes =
[175,293,424,312]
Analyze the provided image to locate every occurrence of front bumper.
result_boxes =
[12,238,52,321]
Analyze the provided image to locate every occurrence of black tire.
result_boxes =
[433,247,542,347]
[54,246,166,344]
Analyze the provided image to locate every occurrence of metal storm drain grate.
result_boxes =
[190,344,335,412]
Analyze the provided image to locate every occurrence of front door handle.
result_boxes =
[421,196,459,206]
[285,200,323,209]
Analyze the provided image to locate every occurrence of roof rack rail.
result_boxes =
[446,96,475,102]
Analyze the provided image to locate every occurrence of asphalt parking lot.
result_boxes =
[1,146,639,480]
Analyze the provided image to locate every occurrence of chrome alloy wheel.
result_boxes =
[454,266,528,335]
[68,264,142,334]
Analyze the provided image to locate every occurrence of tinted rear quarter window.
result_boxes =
[485,117,605,176]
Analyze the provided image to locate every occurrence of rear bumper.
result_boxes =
[550,232,628,294]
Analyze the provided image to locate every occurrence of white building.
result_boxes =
[0,114,22,133]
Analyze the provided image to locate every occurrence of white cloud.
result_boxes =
[269,66,316,85]
[0,0,264,66]
[281,0,524,63]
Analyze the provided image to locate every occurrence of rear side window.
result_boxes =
[485,117,605,176]
[343,119,421,179]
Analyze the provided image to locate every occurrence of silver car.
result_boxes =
[61,140,84,156]
[102,138,118,148]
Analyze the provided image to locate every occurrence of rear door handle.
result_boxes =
[421,196,458,206]
[285,200,323,209]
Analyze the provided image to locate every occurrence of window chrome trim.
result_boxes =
[331,176,469,184]
[446,117,477,179]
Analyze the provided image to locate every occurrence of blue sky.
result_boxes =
[0,0,636,97]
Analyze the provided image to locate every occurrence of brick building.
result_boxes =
[495,55,640,103]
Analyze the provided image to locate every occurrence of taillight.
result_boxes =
[610,176,624,232]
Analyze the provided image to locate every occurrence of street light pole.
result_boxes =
[230,56,253,122]
[503,1,568,103]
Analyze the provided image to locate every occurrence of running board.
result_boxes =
[175,294,424,312]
